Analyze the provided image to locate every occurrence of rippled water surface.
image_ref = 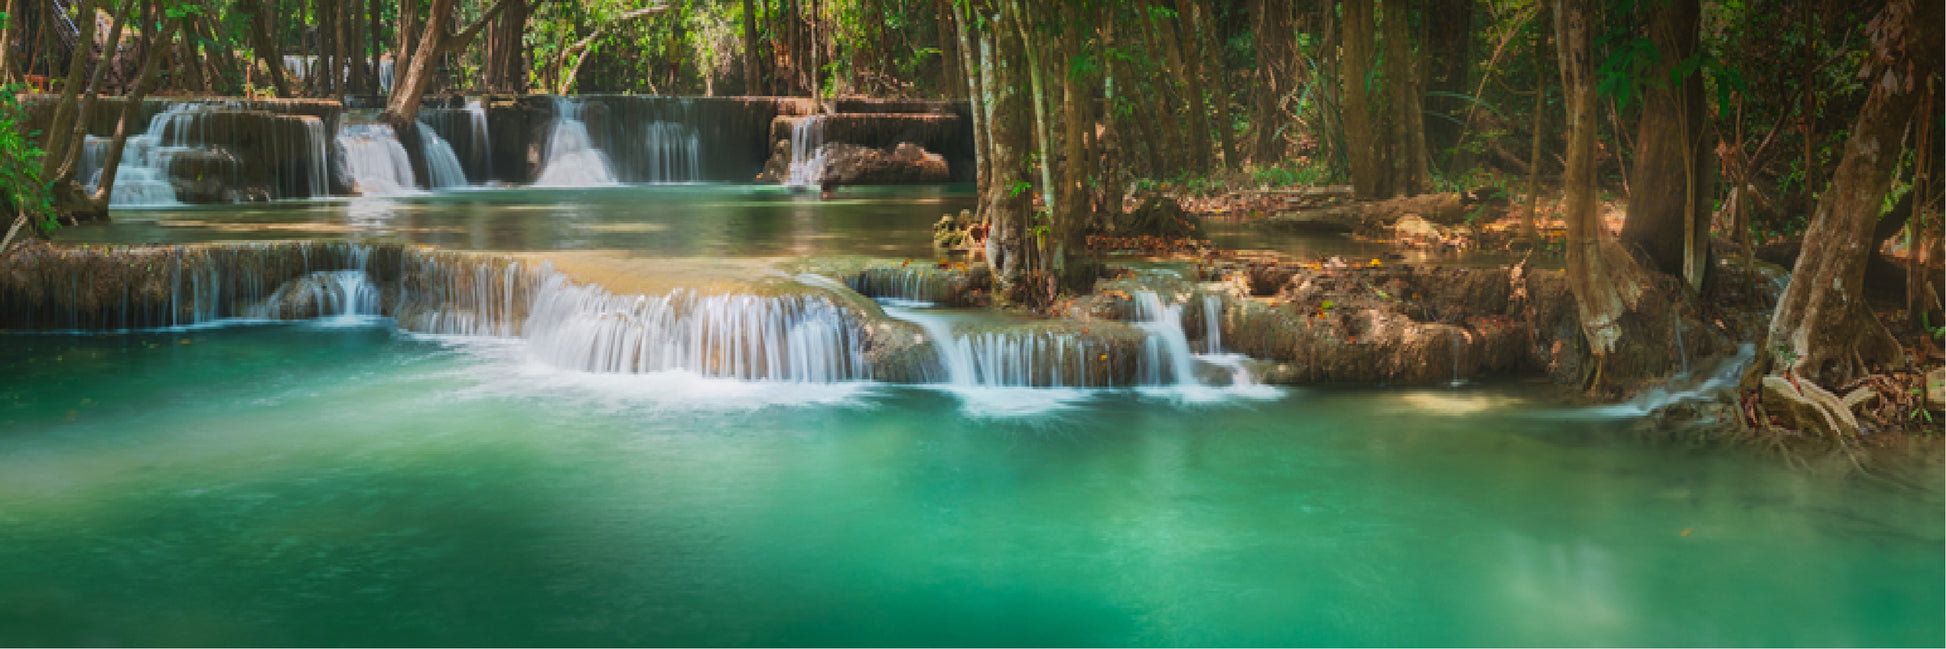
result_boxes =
[0,322,1938,646]
[15,187,1942,645]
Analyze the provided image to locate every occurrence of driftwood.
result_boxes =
[1257,192,1474,232]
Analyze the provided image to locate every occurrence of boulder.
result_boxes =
[820,142,950,185]
[1115,195,1204,239]
[165,149,245,203]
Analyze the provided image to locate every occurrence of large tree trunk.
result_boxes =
[1381,0,1430,196]
[1055,0,1094,283]
[1194,1,1237,170]
[1618,0,1709,288]
[1423,0,1472,171]
[1166,0,1211,174]
[742,0,761,94]
[383,0,516,126]
[1340,0,1384,198]
[1554,0,1658,380]
[1764,0,1938,391]
[981,4,1033,298]
[250,0,293,97]
[1248,0,1293,164]
[483,0,530,94]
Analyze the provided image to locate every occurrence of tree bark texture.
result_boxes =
[980,5,1033,298]
[1248,0,1294,164]
[1381,0,1430,196]
[1554,0,1655,365]
[52,0,132,185]
[40,0,102,182]
[1423,0,1472,169]
[252,0,293,97]
[741,0,761,94]
[1340,0,1382,198]
[1618,0,1710,286]
[1765,0,1939,389]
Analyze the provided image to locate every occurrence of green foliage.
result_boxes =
[0,91,52,231]
[0,12,53,231]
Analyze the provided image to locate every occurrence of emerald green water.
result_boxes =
[1,322,1939,646]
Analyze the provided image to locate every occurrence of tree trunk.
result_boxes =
[1764,0,1938,390]
[1340,0,1383,198]
[385,0,454,124]
[251,0,292,97]
[952,0,988,207]
[742,0,761,94]
[1424,0,1472,170]
[1167,0,1212,174]
[1010,0,1056,254]
[1554,0,1657,371]
[346,0,366,96]
[1194,1,1238,170]
[1381,0,1430,196]
[85,15,181,218]
[178,20,207,93]
[1248,0,1293,164]
[484,0,530,94]
[1520,4,1549,241]
[1056,0,1093,279]
[369,0,381,95]
[1618,0,1709,286]
[198,9,245,95]
[40,0,103,182]
[50,0,131,185]
[981,5,1033,298]
[934,0,960,97]
[0,0,16,85]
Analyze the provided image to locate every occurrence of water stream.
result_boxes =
[15,106,1941,646]
[535,97,619,186]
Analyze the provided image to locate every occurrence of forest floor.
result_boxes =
[1129,185,1946,472]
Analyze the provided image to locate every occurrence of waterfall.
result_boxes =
[378,59,395,93]
[535,97,618,187]
[249,269,382,319]
[416,121,470,188]
[1673,310,1689,376]
[521,277,868,381]
[1202,294,1223,353]
[394,256,869,381]
[337,123,418,196]
[464,98,492,181]
[888,306,1105,387]
[296,116,330,199]
[786,116,826,186]
[1133,291,1199,387]
[76,102,333,204]
[641,121,702,183]
[82,135,182,207]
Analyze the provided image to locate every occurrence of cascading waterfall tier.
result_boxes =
[78,102,332,205]
[420,100,493,182]
[786,116,827,186]
[640,121,703,183]
[522,276,870,381]
[416,121,470,189]
[0,243,1277,394]
[395,253,873,381]
[337,123,418,196]
[535,97,619,186]
[0,242,391,330]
